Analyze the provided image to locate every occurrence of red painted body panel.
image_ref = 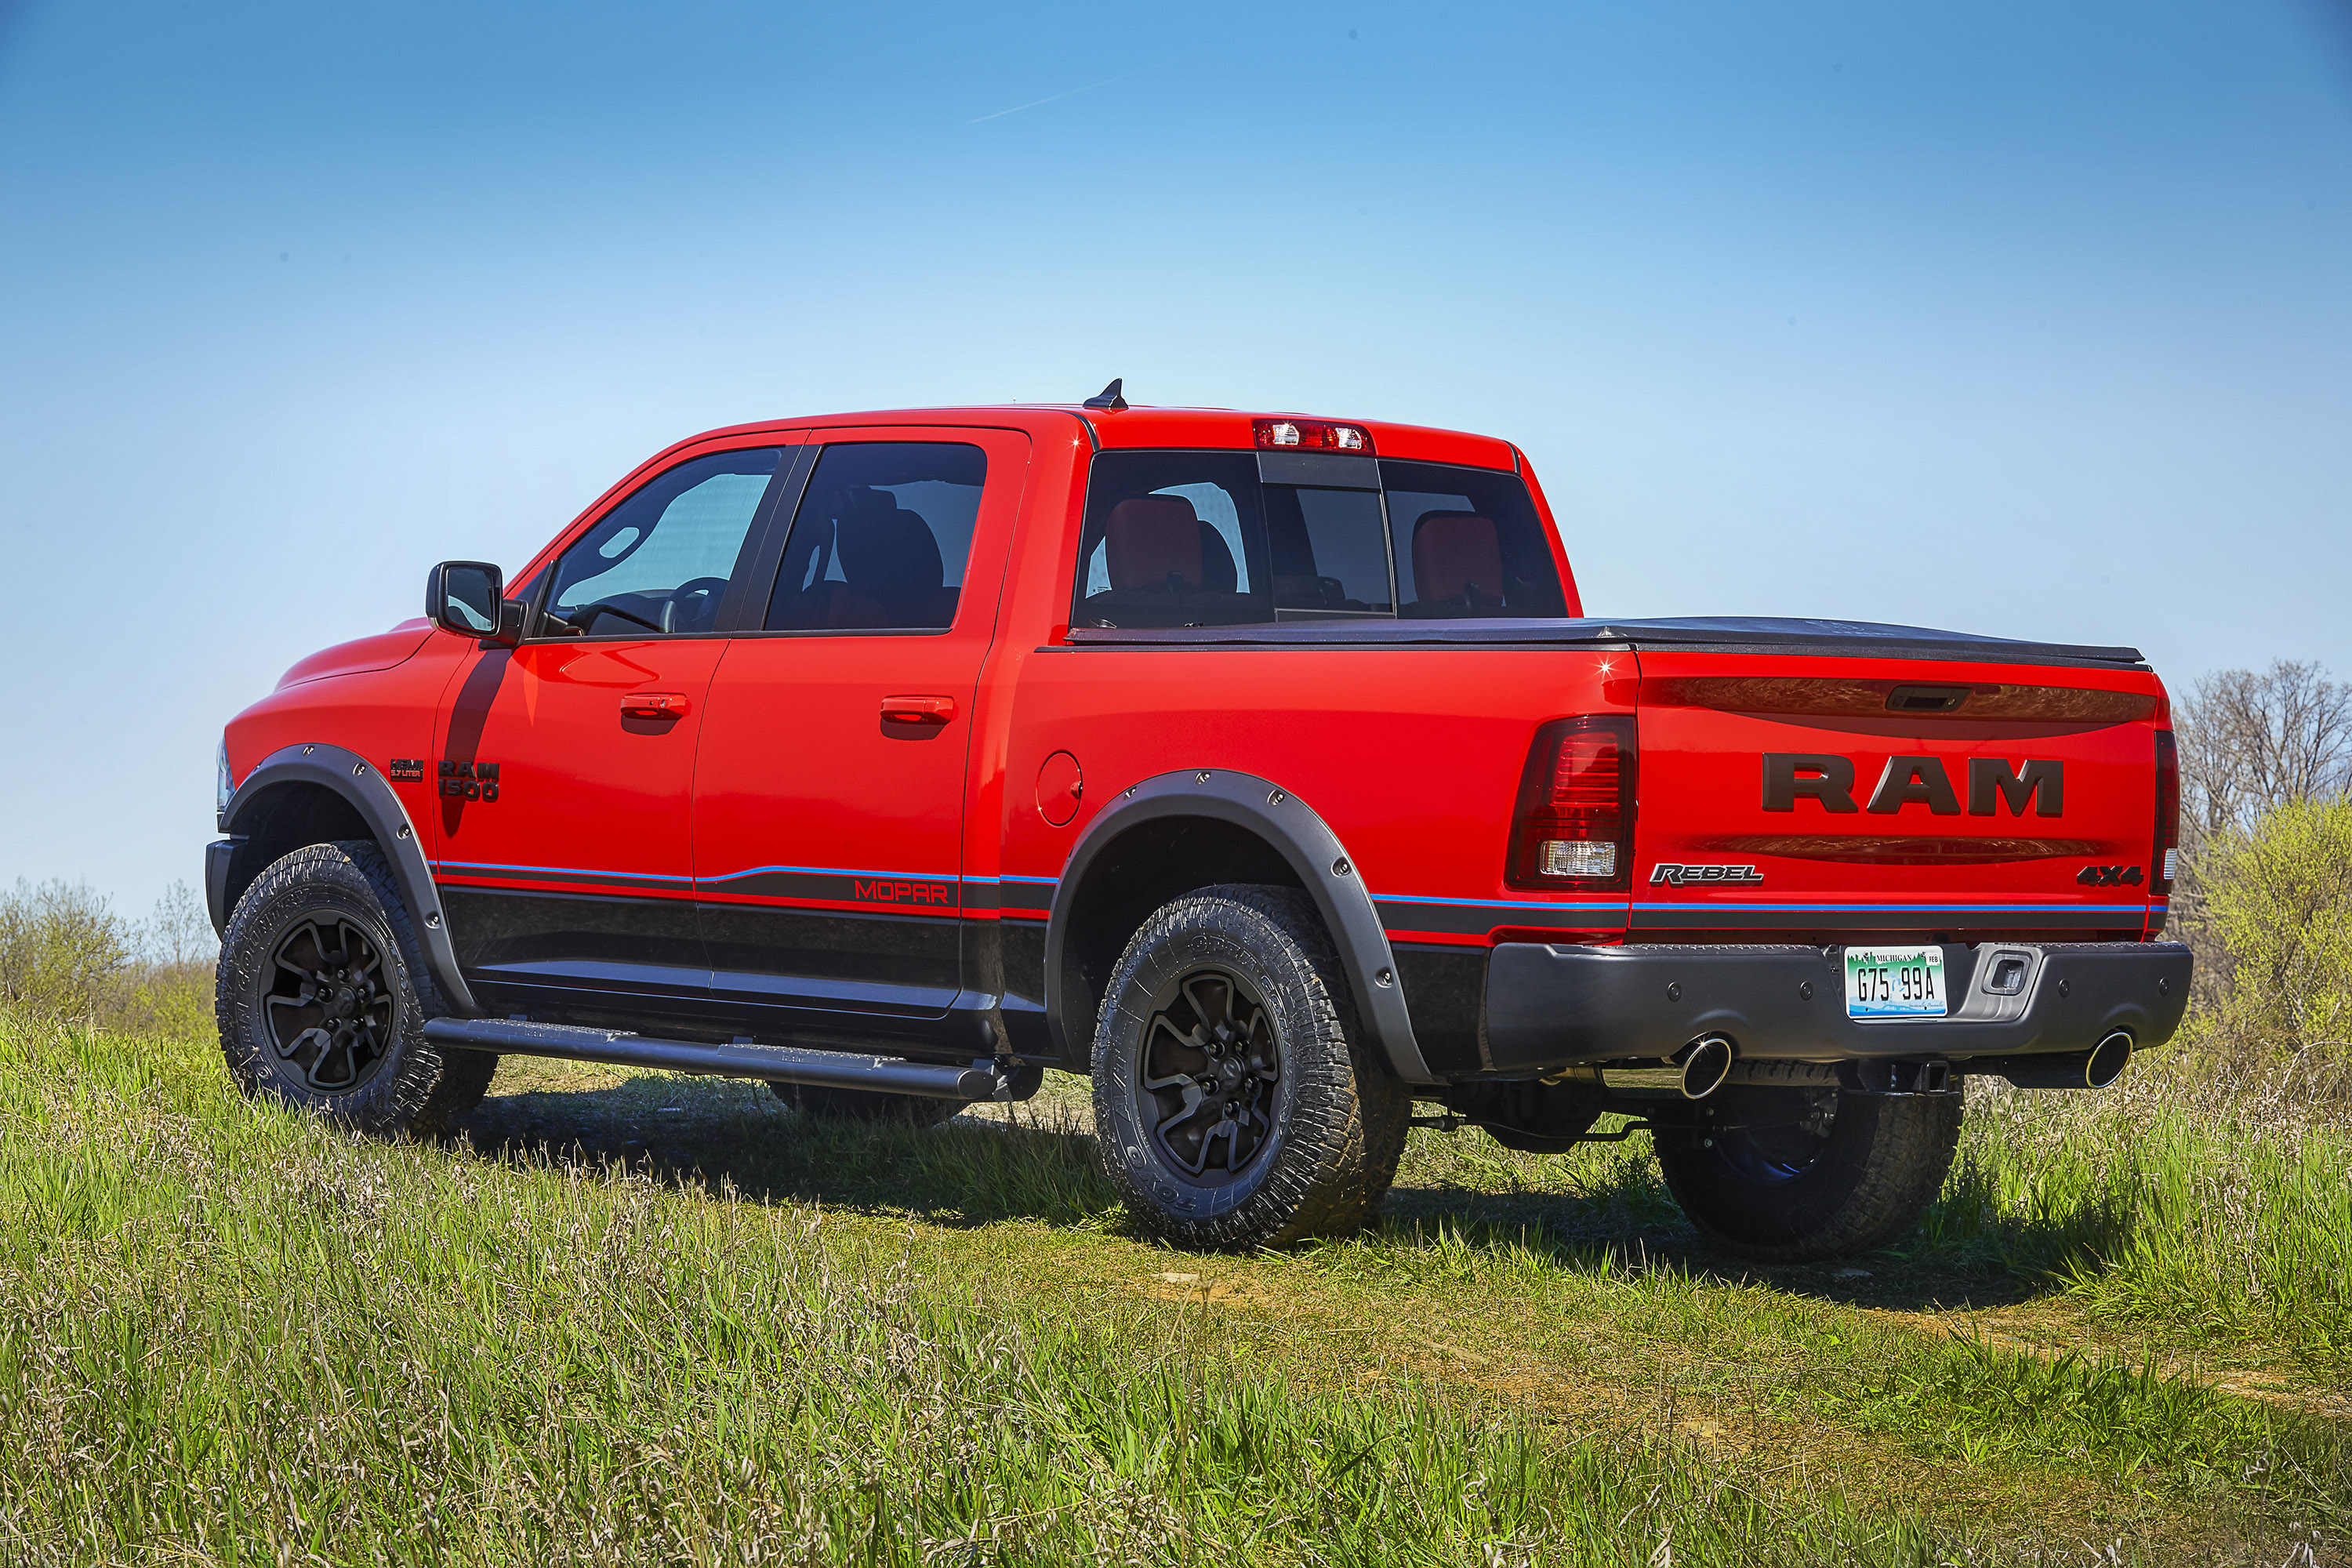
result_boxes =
[1000,646,1635,943]
[430,637,726,913]
[219,399,2173,1062]
[1632,652,2165,938]
[275,623,435,690]
[691,426,1030,924]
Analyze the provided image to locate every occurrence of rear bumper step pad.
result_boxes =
[421,1016,997,1100]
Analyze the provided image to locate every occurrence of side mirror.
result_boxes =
[426,561,524,646]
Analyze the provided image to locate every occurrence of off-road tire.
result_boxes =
[768,1081,967,1127]
[1091,885,1409,1250]
[216,840,496,1135]
[1653,1088,1962,1262]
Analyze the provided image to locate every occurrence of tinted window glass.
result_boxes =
[1074,452,1270,628]
[1073,450,1567,628]
[1381,459,1567,619]
[1264,485,1394,615]
[543,448,783,637]
[766,443,986,632]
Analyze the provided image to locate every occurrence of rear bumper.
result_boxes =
[1481,940,2190,1074]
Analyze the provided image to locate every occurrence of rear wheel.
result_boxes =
[216,840,496,1135]
[768,1081,967,1126]
[1652,1087,1961,1262]
[1091,885,1408,1250]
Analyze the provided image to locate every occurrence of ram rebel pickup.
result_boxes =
[208,387,2190,1258]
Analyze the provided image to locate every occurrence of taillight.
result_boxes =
[1252,417,1374,454]
[2153,730,2179,896]
[1507,716,1636,891]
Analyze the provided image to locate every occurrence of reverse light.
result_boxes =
[2153,730,2179,896]
[1252,417,1374,456]
[1507,715,1637,891]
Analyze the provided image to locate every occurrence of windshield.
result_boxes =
[1073,451,1568,629]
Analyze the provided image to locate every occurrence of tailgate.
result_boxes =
[1632,651,2166,939]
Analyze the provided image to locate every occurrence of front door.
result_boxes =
[691,427,1026,1045]
[434,441,793,1025]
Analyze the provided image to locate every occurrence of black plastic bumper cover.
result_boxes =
[1483,940,2190,1073]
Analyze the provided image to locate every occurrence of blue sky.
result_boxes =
[4,0,2350,917]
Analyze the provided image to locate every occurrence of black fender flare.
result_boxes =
[214,742,480,1015]
[1045,768,1436,1086]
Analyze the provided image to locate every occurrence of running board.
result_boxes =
[421,1016,1000,1101]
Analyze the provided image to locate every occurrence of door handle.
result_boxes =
[880,695,956,725]
[622,691,691,720]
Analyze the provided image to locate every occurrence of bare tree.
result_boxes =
[2174,660,2352,846]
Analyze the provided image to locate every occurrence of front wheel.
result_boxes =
[216,840,496,1135]
[1091,885,1408,1250]
[1652,1086,1961,1262]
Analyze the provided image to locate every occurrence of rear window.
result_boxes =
[1073,452,1566,629]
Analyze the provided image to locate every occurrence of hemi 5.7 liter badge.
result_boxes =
[388,758,426,782]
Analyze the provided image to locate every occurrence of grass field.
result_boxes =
[1,1007,2345,1566]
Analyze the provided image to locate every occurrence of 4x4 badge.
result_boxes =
[2076,864,2143,886]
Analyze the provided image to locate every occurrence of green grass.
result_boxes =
[1,1011,2346,1566]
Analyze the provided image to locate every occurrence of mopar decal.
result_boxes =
[854,877,953,906]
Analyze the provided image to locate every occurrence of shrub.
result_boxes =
[2195,800,2352,1067]
[0,880,131,1022]
[0,879,216,1034]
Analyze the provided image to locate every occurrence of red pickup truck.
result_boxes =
[209,387,2190,1259]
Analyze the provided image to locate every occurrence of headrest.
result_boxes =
[1105,495,1203,592]
[833,488,944,602]
[1411,511,1502,604]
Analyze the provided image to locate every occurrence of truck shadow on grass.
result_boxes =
[450,1075,2127,1315]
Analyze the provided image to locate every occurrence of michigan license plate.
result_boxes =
[1844,945,1947,1019]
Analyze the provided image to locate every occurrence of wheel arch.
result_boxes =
[212,742,479,1014]
[1045,770,1435,1085]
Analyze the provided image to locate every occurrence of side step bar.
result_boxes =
[422,1016,1003,1101]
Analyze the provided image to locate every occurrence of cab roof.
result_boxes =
[675,403,1523,473]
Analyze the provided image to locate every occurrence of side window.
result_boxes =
[543,448,785,637]
[1381,459,1568,619]
[1073,452,1270,628]
[765,443,986,632]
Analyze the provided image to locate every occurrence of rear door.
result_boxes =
[690,426,1027,1043]
[1632,652,2166,942]
[432,441,796,1023]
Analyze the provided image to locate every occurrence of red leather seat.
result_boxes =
[1411,511,1503,607]
[1106,496,1206,592]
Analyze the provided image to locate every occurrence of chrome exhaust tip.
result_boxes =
[2085,1031,2133,1089]
[1678,1034,1737,1100]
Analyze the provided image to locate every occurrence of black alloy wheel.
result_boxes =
[1137,966,1283,1184]
[262,915,397,1093]
[1092,884,1408,1251]
[216,840,497,1134]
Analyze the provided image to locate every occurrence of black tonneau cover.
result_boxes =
[1064,615,2147,670]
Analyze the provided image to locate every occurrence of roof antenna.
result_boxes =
[1083,377,1128,411]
